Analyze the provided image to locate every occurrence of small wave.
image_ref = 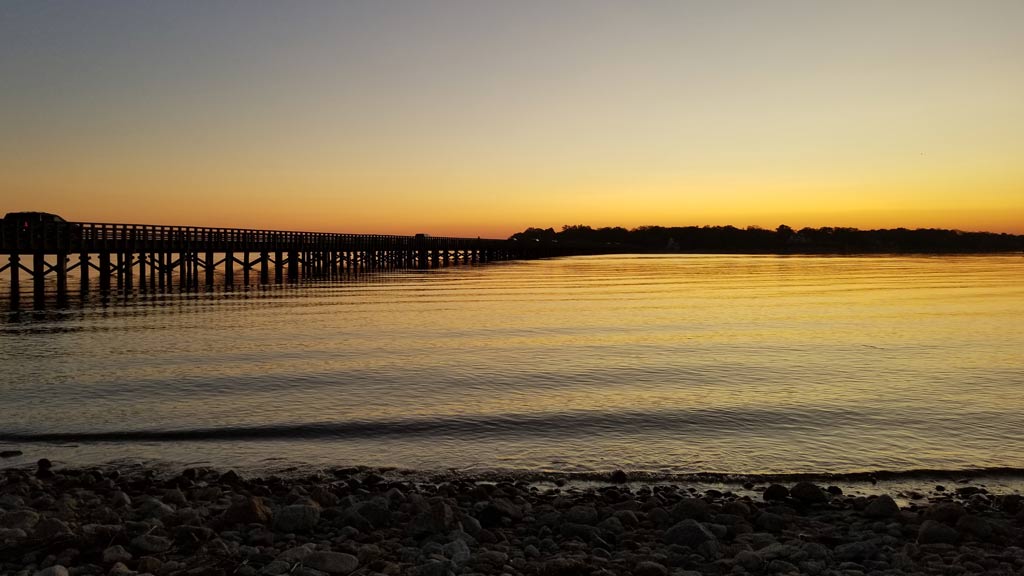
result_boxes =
[0,406,861,444]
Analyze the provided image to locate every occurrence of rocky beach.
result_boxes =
[1,461,1022,576]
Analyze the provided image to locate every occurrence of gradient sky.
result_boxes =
[1,1,1022,237]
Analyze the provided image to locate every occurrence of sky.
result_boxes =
[1,0,1022,237]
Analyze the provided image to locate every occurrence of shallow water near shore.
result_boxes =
[1,254,1023,480]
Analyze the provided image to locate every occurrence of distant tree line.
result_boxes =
[509,225,1024,254]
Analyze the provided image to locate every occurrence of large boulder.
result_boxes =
[864,495,900,518]
[789,482,827,504]
[763,484,789,501]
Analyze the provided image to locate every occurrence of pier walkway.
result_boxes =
[0,218,558,307]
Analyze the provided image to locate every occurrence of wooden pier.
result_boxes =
[0,220,555,308]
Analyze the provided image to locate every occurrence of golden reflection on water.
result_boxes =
[1,254,1023,474]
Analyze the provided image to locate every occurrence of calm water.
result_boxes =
[1,254,1023,477]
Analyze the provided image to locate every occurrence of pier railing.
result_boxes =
[0,221,510,254]
[0,220,553,308]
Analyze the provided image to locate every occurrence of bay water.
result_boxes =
[1,254,1022,479]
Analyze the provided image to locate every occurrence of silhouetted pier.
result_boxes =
[0,220,555,308]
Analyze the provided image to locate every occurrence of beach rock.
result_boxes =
[82,523,125,542]
[801,541,830,560]
[191,486,222,501]
[768,559,799,573]
[102,545,132,564]
[735,549,763,571]
[956,514,994,542]
[460,512,482,536]
[33,517,71,539]
[612,509,639,527]
[541,557,590,576]
[131,534,172,554]
[477,497,522,527]
[925,501,966,525]
[565,505,598,525]
[997,494,1022,514]
[0,493,24,508]
[918,520,959,544]
[137,556,163,573]
[0,450,23,458]
[273,504,320,533]
[664,518,717,547]
[474,550,509,568]
[763,484,789,501]
[834,541,878,562]
[633,561,668,576]
[162,488,188,507]
[36,458,54,479]
[722,501,750,517]
[108,562,132,576]
[261,560,291,575]
[672,498,710,521]
[417,559,450,576]
[277,544,316,562]
[561,521,597,541]
[0,509,39,531]
[222,496,273,526]
[174,524,214,544]
[790,482,827,504]
[305,486,336,508]
[165,506,202,527]
[444,539,471,564]
[647,506,671,527]
[33,566,68,576]
[409,499,454,535]
[110,491,132,508]
[597,515,624,534]
[0,527,26,541]
[864,495,900,518]
[756,512,786,533]
[610,469,628,483]
[304,551,358,574]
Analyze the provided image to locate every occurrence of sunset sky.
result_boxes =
[1,1,1022,237]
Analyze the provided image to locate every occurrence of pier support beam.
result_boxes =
[99,253,111,292]
[56,254,68,304]
[33,253,46,305]
[287,251,298,281]
[224,251,234,286]
[205,251,214,286]
[124,252,134,291]
[79,253,90,294]
[9,255,20,306]
[139,253,147,289]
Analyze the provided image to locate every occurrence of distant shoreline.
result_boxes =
[511,225,1024,255]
